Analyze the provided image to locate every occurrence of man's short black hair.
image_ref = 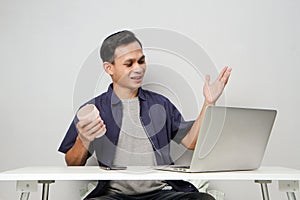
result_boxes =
[100,30,143,63]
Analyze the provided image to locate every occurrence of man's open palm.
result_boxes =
[203,66,232,105]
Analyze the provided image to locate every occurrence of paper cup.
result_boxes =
[77,104,105,138]
[77,104,99,121]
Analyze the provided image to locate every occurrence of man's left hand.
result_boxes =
[203,66,232,105]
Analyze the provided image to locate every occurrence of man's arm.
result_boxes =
[65,117,106,166]
[65,136,90,166]
[181,101,212,150]
[181,66,232,149]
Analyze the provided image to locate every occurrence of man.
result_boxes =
[59,30,232,200]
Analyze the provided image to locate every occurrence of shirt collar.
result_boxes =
[108,83,147,105]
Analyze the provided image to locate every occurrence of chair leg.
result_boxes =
[20,192,30,200]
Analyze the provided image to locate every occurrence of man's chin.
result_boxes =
[130,83,142,90]
[128,81,143,90]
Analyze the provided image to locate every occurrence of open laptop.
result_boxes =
[156,106,277,172]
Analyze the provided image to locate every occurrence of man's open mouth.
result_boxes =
[131,76,143,80]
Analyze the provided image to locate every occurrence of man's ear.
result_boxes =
[103,62,113,75]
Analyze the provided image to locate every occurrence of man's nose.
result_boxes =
[132,63,144,73]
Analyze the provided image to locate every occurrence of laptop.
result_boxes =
[156,106,277,172]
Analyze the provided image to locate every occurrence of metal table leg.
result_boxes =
[255,180,272,200]
[38,180,55,200]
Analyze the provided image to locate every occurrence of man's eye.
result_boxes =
[125,63,133,67]
[138,60,145,64]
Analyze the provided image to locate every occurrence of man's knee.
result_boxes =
[182,192,215,200]
[201,192,215,200]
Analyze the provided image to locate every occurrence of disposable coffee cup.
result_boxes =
[77,104,105,138]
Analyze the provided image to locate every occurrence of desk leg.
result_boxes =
[38,181,55,200]
[255,180,272,200]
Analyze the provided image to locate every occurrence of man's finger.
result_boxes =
[87,123,102,136]
[222,67,232,84]
[218,66,228,80]
[205,74,210,85]
[77,118,101,133]
[77,118,93,129]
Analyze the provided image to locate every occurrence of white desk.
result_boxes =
[0,166,299,200]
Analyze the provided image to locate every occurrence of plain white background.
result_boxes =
[0,0,299,199]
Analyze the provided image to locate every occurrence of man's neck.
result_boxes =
[113,84,139,99]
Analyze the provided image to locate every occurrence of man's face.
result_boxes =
[110,41,146,91]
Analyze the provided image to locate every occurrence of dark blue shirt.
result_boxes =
[58,84,198,198]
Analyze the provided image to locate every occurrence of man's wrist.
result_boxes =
[204,100,215,107]
[77,135,90,150]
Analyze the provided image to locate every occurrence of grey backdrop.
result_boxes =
[0,0,299,199]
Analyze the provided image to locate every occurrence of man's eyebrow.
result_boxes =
[139,55,145,60]
[123,55,145,62]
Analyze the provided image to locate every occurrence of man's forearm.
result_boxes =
[65,137,89,166]
[181,101,212,150]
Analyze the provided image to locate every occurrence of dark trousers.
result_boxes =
[87,189,215,200]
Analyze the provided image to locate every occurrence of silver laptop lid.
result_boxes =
[190,106,277,172]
